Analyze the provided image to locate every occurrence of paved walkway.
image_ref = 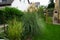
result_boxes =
[53,22,60,25]
[0,24,7,28]
[0,24,7,34]
[0,39,4,40]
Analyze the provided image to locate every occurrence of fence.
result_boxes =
[45,9,54,23]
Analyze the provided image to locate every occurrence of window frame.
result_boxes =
[2,0,7,1]
[0,0,2,3]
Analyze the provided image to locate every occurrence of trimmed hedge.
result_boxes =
[0,7,24,24]
[0,10,5,24]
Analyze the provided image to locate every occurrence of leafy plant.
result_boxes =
[37,6,46,20]
[0,32,4,39]
[4,7,24,21]
[0,10,5,24]
[0,7,24,24]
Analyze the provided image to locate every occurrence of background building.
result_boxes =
[34,2,40,8]
[53,0,60,24]
[0,0,13,9]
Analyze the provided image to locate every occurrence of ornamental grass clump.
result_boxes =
[6,18,23,40]
[21,12,41,40]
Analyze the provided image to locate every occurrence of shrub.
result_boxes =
[0,10,5,24]
[0,7,24,24]
[37,6,45,20]
[4,7,24,21]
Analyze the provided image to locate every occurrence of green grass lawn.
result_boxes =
[39,24,60,40]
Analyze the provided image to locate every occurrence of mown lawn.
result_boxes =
[39,24,60,40]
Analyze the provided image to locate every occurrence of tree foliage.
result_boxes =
[47,0,55,8]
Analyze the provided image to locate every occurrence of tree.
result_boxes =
[50,0,54,3]
[47,0,55,8]
[27,0,30,4]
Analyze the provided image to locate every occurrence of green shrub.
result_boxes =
[0,32,4,39]
[4,7,24,21]
[47,17,52,23]
[37,6,45,21]
[0,10,5,24]
[0,7,24,24]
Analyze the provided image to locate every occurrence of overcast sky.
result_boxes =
[30,0,55,6]
[30,0,49,6]
[11,0,55,11]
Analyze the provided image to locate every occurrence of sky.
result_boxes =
[30,0,49,6]
[11,0,55,11]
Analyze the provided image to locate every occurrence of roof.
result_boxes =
[35,2,40,7]
[0,0,14,6]
[29,2,40,8]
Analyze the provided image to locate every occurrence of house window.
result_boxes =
[0,0,7,2]
[0,0,2,2]
[2,0,7,2]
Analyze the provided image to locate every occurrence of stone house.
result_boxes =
[53,0,60,24]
